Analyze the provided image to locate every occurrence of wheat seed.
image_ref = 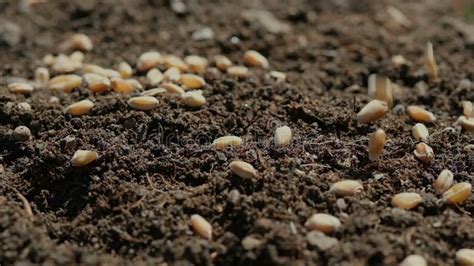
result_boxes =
[412,123,429,141]
[65,99,94,116]
[8,82,34,94]
[71,150,98,167]
[163,67,181,82]
[434,169,454,194]
[52,54,82,73]
[357,100,388,124]
[305,213,341,234]
[214,55,233,71]
[84,73,110,93]
[407,106,436,123]
[269,70,286,82]
[368,74,393,107]
[163,55,188,72]
[227,66,248,77]
[461,101,473,118]
[368,129,386,161]
[181,90,206,107]
[442,182,471,204]
[110,78,139,94]
[161,82,185,94]
[70,51,85,63]
[457,116,474,132]
[391,55,408,66]
[141,88,167,96]
[229,160,257,179]
[180,74,206,89]
[137,51,162,72]
[190,214,212,240]
[42,54,56,66]
[274,126,292,147]
[128,96,159,111]
[146,68,164,86]
[425,42,438,80]
[392,192,422,209]
[34,67,50,88]
[48,75,82,92]
[212,136,243,149]
[184,55,209,73]
[243,50,269,68]
[399,255,427,266]
[118,62,133,78]
[414,142,434,164]
[83,64,121,78]
[456,248,474,266]
[69,33,93,51]
[329,180,363,197]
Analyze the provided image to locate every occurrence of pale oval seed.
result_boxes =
[52,54,82,73]
[243,50,269,68]
[305,213,341,234]
[8,82,34,94]
[399,255,427,266]
[461,101,473,118]
[137,51,162,72]
[163,55,188,72]
[71,150,98,167]
[84,73,110,93]
[457,116,474,132]
[229,160,257,179]
[414,142,434,164]
[163,67,181,82]
[412,123,429,141]
[34,67,50,88]
[128,96,159,111]
[111,78,134,94]
[392,192,422,209]
[180,74,206,89]
[70,51,85,63]
[357,100,388,124]
[181,90,206,107]
[65,99,94,116]
[69,33,93,51]
[212,136,243,149]
[274,126,292,147]
[442,182,472,204]
[190,214,212,240]
[456,248,474,266]
[329,180,363,197]
[214,55,233,71]
[407,106,436,123]
[184,55,209,73]
[48,75,82,92]
[118,62,133,78]
[147,68,164,86]
[434,169,454,194]
[368,129,387,161]
[83,64,121,78]
[269,70,286,82]
[227,66,248,77]
[161,82,185,94]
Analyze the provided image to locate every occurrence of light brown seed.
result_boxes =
[136,51,162,72]
[392,192,422,209]
[190,214,212,240]
[407,106,436,123]
[48,74,82,92]
[386,6,412,28]
[128,96,159,111]
[274,126,292,147]
[305,213,341,234]
[269,70,286,82]
[160,82,185,94]
[110,78,137,94]
[214,55,233,71]
[65,99,94,116]
[17,102,32,112]
[8,82,34,94]
[42,54,56,66]
[227,66,248,77]
[68,33,93,51]
[329,180,363,197]
[425,42,438,80]
[163,67,181,82]
[434,169,454,194]
[412,123,429,141]
[184,55,209,73]
[212,136,243,149]
[357,100,388,124]
[413,142,434,164]
[399,255,427,266]
[83,64,121,78]
[368,129,387,161]
[84,73,110,93]
[70,51,85,63]
[462,101,473,118]
[163,55,188,72]
[391,55,408,66]
[243,50,269,68]
[368,74,393,107]
[118,62,133,78]
[456,248,474,266]
[141,88,167,96]
[52,54,82,73]
[457,116,474,132]
[229,160,257,179]
[71,150,98,167]
[146,68,164,86]
[34,67,50,88]
[442,182,472,204]
[181,90,206,107]
[180,74,206,89]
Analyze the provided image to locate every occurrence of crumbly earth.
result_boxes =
[0,0,473,265]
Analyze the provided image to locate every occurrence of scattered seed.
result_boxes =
[160,82,185,94]
[305,213,341,234]
[163,67,181,82]
[84,73,110,93]
[227,66,248,77]
[141,88,167,96]
[163,55,188,72]
[70,51,85,63]
[190,214,212,240]
[13,126,31,141]
[48,74,82,92]
[329,180,363,197]
[368,129,387,161]
[442,182,472,204]
[392,192,422,209]
[412,123,429,141]
[457,116,474,132]
[413,142,434,164]
[241,236,263,250]
[368,74,393,107]
[274,126,292,147]
[180,74,206,89]
[456,248,474,266]
[118,62,133,78]
[184,55,209,73]
[83,64,121,78]
[243,50,269,68]
[52,53,82,73]
[461,101,473,118]
[214,55,233,71]
[137,51,162,72]
[425,42,438,80]
[111,78,137,94]
[68,33,93,51]
[65,99,94,116]
[42,54,56,66]
[407,106,436,123]
[229,160,257,179]
[8,82,34,94]
[357,100,388,124]
[434,169,454,194]
[391,55,408,66]
[34,67,50,88]
[181,90,206,107]
[71,150,98,167]
[146,68,164,86]
[399,255,427,266]
[212,136,243,149]
[269,70,286,82]
[128,96,159,111]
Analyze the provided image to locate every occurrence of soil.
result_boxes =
[0,0,473,265]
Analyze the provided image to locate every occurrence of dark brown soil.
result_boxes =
[0,0,473,265]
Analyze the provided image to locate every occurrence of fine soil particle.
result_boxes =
[0,0,473,265]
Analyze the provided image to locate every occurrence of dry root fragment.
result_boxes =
[163,55,188,72]
[52,54,82,73]
[118,62,133,78]
[65,99,94,116]
[184,55,209,73]
[269,70,287,82]
[67,33,93,51]
[243,50,269,68]
[434,169,454,194]
[329,180,363,197]
[71,150,98,167]
[181,90,206,107]
[84,73,110,93]
[128,96,159,111]
[399,255,427,266]
[229,160,257,179]
[392,192,422,210]
[137,51,162,72]
[35,67,50,88]
[407,106,436,123]
[227,66,248,77]
[357,100,388,124]
[83,64,121,78]
[214,55,233,71]
[180,74,206,89]
[457,116,474,132]
[274,126,292,147]
[413,142,434,164]
[305,213,341,234]
[461,101,473,118]
[442,182,472,204]
[48,74,82,92]
[146,68,164,86]
[190,214,212,240]
[368,74,393,107]
[212,136,243,149]
[8,82,34,94]
[456,248,474,266]
[425,42,438,80]
[412,123,429,141]
[141,88,166,96]
[368,129,386,161]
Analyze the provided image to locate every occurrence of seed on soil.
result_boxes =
[391,192,422,209]
[269,70,286,82]
[457,116,474,132]
[34,67,50,88]
[274,126,292,147]
[442,182,472,204]
[52,53,82,73]
[190,214,212,240]
[68,33,93,51]
[65,99,94,116]
[141,88,166,96]
[433,169,454,194]
[227,66,248,77]
[163,67,181,82]
[146,68,164,86]
[13,126,31,141]
[407,106,436,123]
[368,129,386,161]
[18,102,32,112]
[229,160,257,179]
[137,51,162,72]
[71,150,98,167]
[391,55,408,66]
[111,78,138,94]
[83,64,121,78]
[128,96,159,111]
[357,100,388,124]
[412,123,429,141]
[329,180,363,197]
[425,42,438,80]
[243,50,269,68]
[8,82,34,94]
[42,54,56,66]
[214,55,233,71]
[305,213,341,234]
[386,6,412,28]
[48,74,82,92]
[70,51,85,63]
[241,236,263,250]
[180,74,206,89]
[461,101,473,118]
[212,136,243,149]
[414,142,434,164]
[163,55,188,72]
[399,254,427,266]
[368,74,393,107]
[181,90,206,107]
[161,82,185,94]
[456,248,474,266]
[84,73,111,93]
[184,55,209,73]
[118,62,133,78]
